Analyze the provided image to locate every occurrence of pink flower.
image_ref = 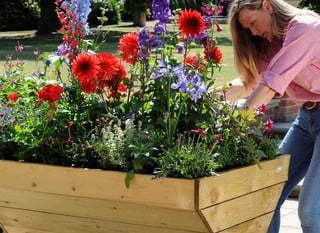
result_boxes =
[263,118,274,133]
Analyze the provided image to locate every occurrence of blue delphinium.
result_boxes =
[152,0,172,23]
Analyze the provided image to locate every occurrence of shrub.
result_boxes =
[0,0,40,31]
[299,0,320,13]
[88,0,123,26]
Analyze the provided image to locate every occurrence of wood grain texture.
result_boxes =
[0,155,290,233]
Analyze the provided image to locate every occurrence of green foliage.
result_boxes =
[89,0,123,26]
[123,0,151,20]
[210,103,280,169]
[170,0,211,11]
[0,0,40,31]
[154,134,220,178]
[299,0,320,13]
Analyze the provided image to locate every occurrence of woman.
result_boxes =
[227,0,320,232]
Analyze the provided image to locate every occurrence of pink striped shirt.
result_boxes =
[259,13,320,104]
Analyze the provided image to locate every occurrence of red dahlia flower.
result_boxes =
[96,52,119,81]
[118,32,139,64]
[105,63,128,99]
[72,53,101,82]
[37,84,64,103]
[177,9,206,38]
[78,77,98,94]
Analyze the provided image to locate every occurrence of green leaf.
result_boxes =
[125,170,135,189]
[132,157,143,171]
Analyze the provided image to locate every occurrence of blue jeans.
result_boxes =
[268,107,320,233]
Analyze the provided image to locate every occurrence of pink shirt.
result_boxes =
[260,13,320,104]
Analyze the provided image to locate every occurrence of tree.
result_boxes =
[37,0,60,35]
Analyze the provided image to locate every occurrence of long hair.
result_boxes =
[227,0,318,88]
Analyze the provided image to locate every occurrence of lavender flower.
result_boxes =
[56,44,70,56]
[177,42,185,54]
[0,104,16,126]
[171,68,207,102]
[171,65,188,92]
[187,73,207,102]
[171,74,188,93]
[152,60,172,80]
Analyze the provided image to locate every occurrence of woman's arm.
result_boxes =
[245,84,276,109]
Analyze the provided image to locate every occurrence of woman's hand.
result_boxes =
[223,78,254,101]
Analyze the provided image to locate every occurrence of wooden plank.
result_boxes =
[200,183,284,232]
[218,212,274,233]
[197,155,290,208]
[0,161,196,209]
[2,226,52,233]
[0,207,207,233]
[0,188,207,232]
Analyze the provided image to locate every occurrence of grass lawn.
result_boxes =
[0,21,237,86]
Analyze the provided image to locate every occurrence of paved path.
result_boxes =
[281,198,302,233]
[280,179,304,232]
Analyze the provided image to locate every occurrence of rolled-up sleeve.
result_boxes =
[260,15,320,95]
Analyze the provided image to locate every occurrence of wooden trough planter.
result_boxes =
[0,155,290,233]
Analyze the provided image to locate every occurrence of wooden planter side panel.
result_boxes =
[200,183,284,232]
[0,207,205,233]
[196,155,290,208]
[0,156,290,233]
[0,188,207,233]
[0,161,196,210]
[218,212,274,233]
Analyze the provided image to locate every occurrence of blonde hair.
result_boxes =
[228,0,319,88]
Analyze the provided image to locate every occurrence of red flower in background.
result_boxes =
[37,84,64,103]
[118,32,139,64]
[204,44,223,63]
[177,9,206,38]
[185,55,199,67]
[7,92,19,102]
[78,77,99,94]
[96,52,119,81]
[185,55,207,72]
[105,63,128,99]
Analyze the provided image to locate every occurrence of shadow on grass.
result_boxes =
[218,37,232,46]
[0,19,233,65]
[0,30,128,62]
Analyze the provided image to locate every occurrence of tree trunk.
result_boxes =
[37,0,60,35]
[133,11,147,27]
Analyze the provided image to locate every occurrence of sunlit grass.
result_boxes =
[0,21,237,85]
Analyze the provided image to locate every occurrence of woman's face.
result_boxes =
[238,1,274,41]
